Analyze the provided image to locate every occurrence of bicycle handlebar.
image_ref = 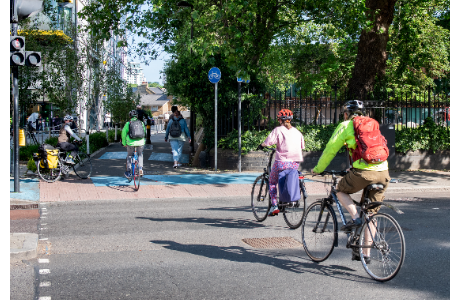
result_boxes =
[319,170,349,177]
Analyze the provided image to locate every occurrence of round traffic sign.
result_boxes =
[208,67,221,83]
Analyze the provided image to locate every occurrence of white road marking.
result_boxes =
[39,281,51,287]
[39,297,51,300]
[39,269,51,275]
[39,259,49,263]
[41,223,47,226]
[41,208,47,210]
[39,238,48,241]
[432,208,440,209]
[40,228,48,230]
[40,216,47,219]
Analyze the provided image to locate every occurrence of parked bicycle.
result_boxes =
[36,146,92,183]
[251,148,307,229]
[126,146,141,191]
[301,170,405,282]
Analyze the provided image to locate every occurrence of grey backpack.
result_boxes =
[169,119,182,138]
[128,120,145,139]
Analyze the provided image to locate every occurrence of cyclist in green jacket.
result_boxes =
[122,110,146,179]
[312,100,391,234]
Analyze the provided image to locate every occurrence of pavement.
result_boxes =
[10,132,450,262]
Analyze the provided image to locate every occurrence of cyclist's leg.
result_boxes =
[268,161,281,206]
[136,145,144,170]
[169,140,179,165]
[336,169,369,219]
[362,169,390,256]
[126,146,134,172]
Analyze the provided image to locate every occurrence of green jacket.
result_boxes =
[313,119,388,174]
[121,117,146,147]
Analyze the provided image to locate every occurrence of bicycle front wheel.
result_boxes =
[301,201,337,262]
[251,175,270,222]
[133,160,140,191]
[37,161,61,183]
[359,212,405,282]
[283,193,306,229]
[73,152,92,179]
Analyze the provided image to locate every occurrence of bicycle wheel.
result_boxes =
[73,152,92,179]
[301,201,337,262]
[251,175,270,222]
[359,213,405,282]
[37,161,61,183]
[283,193,306,229]
[133,160,140,191]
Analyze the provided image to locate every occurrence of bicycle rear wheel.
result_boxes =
[301,201,337,262]
[133,160,140,191]
[37,161,61,183]
[73,152,92,179]
[283,193,306,229]
[251,175,270,222]
[359,213,405,282]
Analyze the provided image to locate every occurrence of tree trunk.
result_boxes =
[347,0,397,99]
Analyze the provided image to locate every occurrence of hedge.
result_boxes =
[218,117,450,155]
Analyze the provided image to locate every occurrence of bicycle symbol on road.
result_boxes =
[208,67,221,83]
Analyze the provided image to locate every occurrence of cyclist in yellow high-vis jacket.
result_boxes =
[312,100,391,234]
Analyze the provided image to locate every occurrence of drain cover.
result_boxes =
[242,237,302,249]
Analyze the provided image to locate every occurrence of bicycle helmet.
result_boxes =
[63,115,73,121]
[342,100,364,115]
[129,110,138,118]
[277,109,293,120]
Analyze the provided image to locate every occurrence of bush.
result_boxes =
[27,158,37,172]
[218,129,271,155]
[108,129,122,141]
[44,136,59,147]
[19,144,39,161]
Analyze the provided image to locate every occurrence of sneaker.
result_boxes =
[268,205,280,216]
[65,157,75,165]
[353,252,371,264]
[340,218,362,232]
[139,169,144,176]
[173,165,177,169]
[124,171,131,179]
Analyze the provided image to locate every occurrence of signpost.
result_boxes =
[237,77,250,172]
[208,67,221,171]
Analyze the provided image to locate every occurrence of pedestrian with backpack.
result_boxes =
[311,100,391,234]
[122,110,146,178]
[165,107,191,169]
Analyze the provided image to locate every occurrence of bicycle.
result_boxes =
[251,148,307,229]
[37,144,92,182]
[126,147,141,191]
[301,170,405,282]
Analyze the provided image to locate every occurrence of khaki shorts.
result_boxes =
[337,168,391,212]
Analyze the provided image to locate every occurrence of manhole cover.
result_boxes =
[242,237,302,249]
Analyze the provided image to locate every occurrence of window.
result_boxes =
[151,106,159,111]
[57,6,72,34]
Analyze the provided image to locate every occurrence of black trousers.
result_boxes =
[57,142,78,156]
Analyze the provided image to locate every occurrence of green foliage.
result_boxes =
[218,130,271,155]
[82,132,109,154]
[395,117,450,153]
[148,82,163,88]
[44,137,59,147]
[27,158,37,172]
[108,129,122,141]
[19,144,39,161]
[297,123,345,153]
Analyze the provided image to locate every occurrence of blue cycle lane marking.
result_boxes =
[90,173,314,187]
[10,178,40,201]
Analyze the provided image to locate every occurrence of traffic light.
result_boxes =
[25,51,41,67]
[10,36,25,66]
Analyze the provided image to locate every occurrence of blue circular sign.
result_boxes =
[208,67,221,83]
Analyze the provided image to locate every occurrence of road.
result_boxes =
[11,191,450,300]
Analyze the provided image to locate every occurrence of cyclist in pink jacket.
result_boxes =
[258,109,305,216]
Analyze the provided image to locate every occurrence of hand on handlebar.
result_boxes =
[256,144,265,151]
[311,169,319,176]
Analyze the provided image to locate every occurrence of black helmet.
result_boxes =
[129,110,138,118]
[342,100,364,115]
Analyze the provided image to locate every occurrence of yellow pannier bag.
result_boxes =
[40,149,59,169]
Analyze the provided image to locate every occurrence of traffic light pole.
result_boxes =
[12,22,20,192]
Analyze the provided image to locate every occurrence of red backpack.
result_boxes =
[352,116,389,164]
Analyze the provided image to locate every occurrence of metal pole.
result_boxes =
[238,82,241,173]
[189,12,195,154]
[214,82,218,171]
[12,22,20,192]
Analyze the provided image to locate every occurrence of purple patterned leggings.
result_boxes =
[269,160,300,205]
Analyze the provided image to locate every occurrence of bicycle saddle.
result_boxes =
[366,184,384,191]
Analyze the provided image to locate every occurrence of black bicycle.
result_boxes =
[301,170,405,281]
[251,148,307,229]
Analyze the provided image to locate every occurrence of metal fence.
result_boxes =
[216,88,450,137]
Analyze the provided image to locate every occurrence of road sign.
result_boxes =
[237,78,250,83]
[208,67,221,83]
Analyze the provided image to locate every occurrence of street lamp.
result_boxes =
[177,1,195,155]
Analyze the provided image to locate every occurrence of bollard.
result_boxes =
[48,126,51,140]
[86,130,90,154]
[106,125,109,143]
[114,124,118,142]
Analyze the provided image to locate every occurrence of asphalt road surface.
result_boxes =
[11,191,450,300]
